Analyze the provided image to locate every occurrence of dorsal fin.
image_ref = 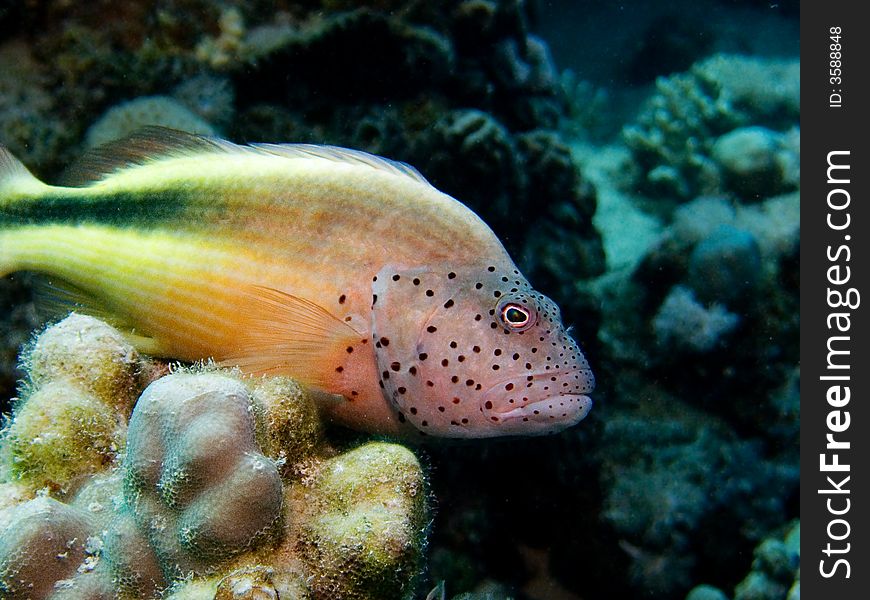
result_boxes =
[60,126,227,187]
[249,142,431,185]
[61,126,432,188]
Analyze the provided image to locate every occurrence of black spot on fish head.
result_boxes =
[370,265,594,437]
[445,267,595,436]
[370,266,463,435]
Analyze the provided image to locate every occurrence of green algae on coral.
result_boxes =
[0,316,429,599]
[293,442,428,600]
[4,381,125,493]
[25,312,142,414]
[250,376,324,476]
[2,314,140,494]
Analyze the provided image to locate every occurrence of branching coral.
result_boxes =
[623,53,800,202]
[686,520,800,600]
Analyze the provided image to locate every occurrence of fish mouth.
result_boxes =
[480,368,594,429]
[495,394,592,424]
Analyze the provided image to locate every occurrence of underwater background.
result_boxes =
[0,1,799,599]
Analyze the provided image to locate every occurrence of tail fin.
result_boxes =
[1,144,47,275]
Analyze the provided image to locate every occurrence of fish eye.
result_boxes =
[500,303,534,330]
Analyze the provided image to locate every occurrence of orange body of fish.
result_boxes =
[0,129,594,438]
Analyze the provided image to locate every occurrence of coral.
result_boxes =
[671,196,739,246]
[25,312,142,412]
[516,130,590,219]
[85,96,218,148]
[587,174,801,591]
[685,521,800,600]
[0,496,98,597]
[421,109,520,232]
[596,190,798,368]
[290,442,427,599]
[776,128,800,190]
[586,188,798,438]
[653,285,739,352]
[449,580,515,599]
[686,224,761,306]
[124,372,285,577]
[686,585,729,600]
[711,127,789,200]
[3,381,124,494]
[0,41,69,175]
[1,314,139,493]
[622,64,732,200]
[171,74,236,129]
[163,439,429,600]
[0,317,428,599]
[0,481,30,512]
[599,410,798,598]
[695,55,799,127]
[623,53,800,202]
[671,194,800,263]
[249,376,324,473]
[732,193,800,259]
[732,527,799,600]
[194,6,246,69]
[233,8,455,104]
[492,34,558,94]
[164,564,312,600]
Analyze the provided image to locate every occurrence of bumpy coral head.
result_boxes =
[372,264,594,438]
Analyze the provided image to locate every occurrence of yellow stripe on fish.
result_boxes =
[0,128,594,438]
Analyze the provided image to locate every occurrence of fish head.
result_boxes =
[371,265,594,438]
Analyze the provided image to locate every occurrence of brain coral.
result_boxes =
[124,372,285,578]
[0,315,428,599]
[85,96,218,148]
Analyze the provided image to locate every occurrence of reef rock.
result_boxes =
[0,314,429,599]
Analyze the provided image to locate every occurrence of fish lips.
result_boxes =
[480,369,594,432]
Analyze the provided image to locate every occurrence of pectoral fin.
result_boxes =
[221,286,361,386]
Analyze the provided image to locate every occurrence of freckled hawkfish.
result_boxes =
[0,128,594,438]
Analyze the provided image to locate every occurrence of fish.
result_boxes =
[0,128,594,438]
